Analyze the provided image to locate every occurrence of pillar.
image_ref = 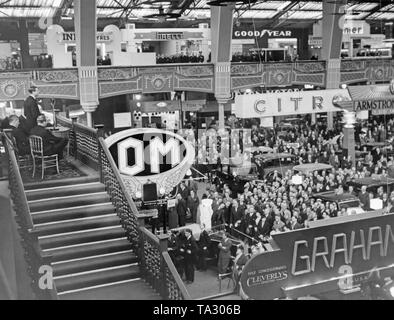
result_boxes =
[18,19,32,69]
[218,101,225,129]
[74,0,99,127]
[342,111,356,167]
[322,0,346,131]
[211,5,234,130]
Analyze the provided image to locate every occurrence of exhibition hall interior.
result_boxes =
[1,0,394,301]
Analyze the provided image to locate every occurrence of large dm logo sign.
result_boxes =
[105,128,195,197]
[240,213,394,300]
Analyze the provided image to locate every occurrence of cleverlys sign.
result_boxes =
[105,128,195,197]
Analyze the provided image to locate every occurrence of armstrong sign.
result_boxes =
[240,212,394,300]
[105,129,195,197]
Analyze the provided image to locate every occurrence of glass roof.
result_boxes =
[0,0,391,21]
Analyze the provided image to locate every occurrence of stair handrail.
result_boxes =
[55,114,100,170]
[97,137,153,249]
[2,131,33,229]
[162,252,191,300]
[1,132,58,300]
[98,137,190,300]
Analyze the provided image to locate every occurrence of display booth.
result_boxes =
[309,20,390,59]
[121,23,210,62]
[46,24,156,68]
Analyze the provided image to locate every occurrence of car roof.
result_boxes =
[312,192,359,202]
[293,163,333,173]
[348,177,394,188]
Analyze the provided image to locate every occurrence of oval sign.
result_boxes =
[105,128,195,197]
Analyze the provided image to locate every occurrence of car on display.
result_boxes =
[347,177,394,194]
[311,191,364,215]
[292,163,333,175]
[254,152,297,180]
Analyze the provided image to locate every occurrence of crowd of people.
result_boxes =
[165,114,394,279]
[156,52,205,64]
[0,55,21,71]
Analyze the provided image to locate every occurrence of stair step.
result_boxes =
[31,203,115,224]
[52,251,138,277]
[39,226,126,249]
[33,214,120,236]
[58,278,162,300]
[23,175,99,190]
[54,264,140,293]
[44,238,133,262]
[26,182,105,201]
[28,192,110,212]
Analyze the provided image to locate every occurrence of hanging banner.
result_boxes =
[233,89,351,118]
[240,212,394,300]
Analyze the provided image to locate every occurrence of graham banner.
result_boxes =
[240,212,394,300]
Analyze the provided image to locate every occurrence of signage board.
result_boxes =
[114,112,132,128]
[354,100,394,114]
[131,100,205,113]
[233,29,293,39]
[59,32,113,43]
[133,31,204,41]
[156,32,184,40]
[105,128,195,198]
[234,89,350,118]
[240,212,394,300]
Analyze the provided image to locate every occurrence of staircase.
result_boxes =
[24,177,161,300]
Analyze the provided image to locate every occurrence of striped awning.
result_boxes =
[347,85,394,101]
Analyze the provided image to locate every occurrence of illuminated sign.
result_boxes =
[105,128,195,197]
[233,29,292,39]
[59,32,113,43]
[240,213,394,300]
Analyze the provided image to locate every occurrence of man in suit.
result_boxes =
[186,176,198,195]
[218,232,232,274]
[30,115,68,160]
[358,185,370,211]
[233,245,248,293]
[23,86,41,133]
[7,115,30,155]
[197,223,211,271]
[176,193,188,227]
[183,229,198,284]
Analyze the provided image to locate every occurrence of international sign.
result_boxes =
[59,32,113,43]
[105,128,195,198]
[240,213,394,300]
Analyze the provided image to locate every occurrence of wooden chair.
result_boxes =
[11,136,31,170]
[29,135,59,179]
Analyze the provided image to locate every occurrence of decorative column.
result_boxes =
[322,0,346,130]
[211,5,234,130]
[342,111,356,167]
[74,0,99,127]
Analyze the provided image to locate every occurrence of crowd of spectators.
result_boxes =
[174,115,394,254]
[156,52,205,64]
[0,55,21,71]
